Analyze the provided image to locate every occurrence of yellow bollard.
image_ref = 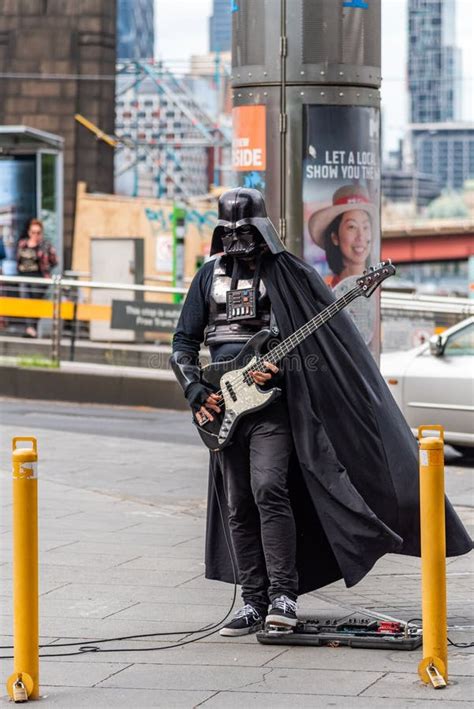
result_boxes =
[6,437,39,702]
[417,425,448,689]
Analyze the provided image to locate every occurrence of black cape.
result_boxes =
[205,251,472,592]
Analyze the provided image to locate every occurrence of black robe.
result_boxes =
[205,251,472,592]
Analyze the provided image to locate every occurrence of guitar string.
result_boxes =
[213,285,361,403]
[208,284,363,408]
[247,261,392,373]
[251,286,362,372]
[199,264,392,427]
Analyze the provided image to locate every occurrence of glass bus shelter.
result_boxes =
[0,125,64,273]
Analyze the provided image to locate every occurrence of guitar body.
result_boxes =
[188,261,395,452]
[194,329,281,451]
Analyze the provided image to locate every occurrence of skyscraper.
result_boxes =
[408,0,461,123]
[406,1,473,195]
[411,122,474,191]
[117,0,154,60]
[209,0,232,53]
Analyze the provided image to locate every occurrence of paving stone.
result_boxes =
[37,582,235,606]
[38,550,144,569]
[110,601,230,624]
[60,541,203,558]
[98,663,384,694]
[0,596,138,620]
[40,639,286,667]
[0,659,131,688]
[34,686,215,707]
[0,563,202,588]
[0,614,217,640]
[200,691,472,708]
[117,556,206,573]
[267,645,474,676]
[361,671,474,701]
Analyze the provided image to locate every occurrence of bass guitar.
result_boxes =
[193,260,395,451]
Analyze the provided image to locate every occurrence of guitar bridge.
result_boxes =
[219,410,237,443]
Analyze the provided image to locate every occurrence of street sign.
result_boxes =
[111,300,182,333]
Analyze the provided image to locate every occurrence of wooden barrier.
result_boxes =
[0,297,111,322]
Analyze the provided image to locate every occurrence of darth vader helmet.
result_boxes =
[210,188,285,257]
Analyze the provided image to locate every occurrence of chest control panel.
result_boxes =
[226,287,257,321]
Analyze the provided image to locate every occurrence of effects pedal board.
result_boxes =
[257,613,422,650]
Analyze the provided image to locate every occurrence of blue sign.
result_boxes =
[231,1,239,12]
[343,0,369,8]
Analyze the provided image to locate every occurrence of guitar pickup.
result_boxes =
[225,381,237,402]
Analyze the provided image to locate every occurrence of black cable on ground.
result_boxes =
[0,467,239,660]
[406,618,474,648]
[448,638,474,648]
[2,464,472,659]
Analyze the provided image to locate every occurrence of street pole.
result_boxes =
[417,425,448,689]
[7,437,40,702]
[172,204,186,304]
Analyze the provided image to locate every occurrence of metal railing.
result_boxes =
[0,274,186,368]
[0,274,472,367]
[381,290,473,316]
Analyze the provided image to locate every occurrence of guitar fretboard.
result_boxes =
[263,284,362,366]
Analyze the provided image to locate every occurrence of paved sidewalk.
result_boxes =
[0,399,473,707]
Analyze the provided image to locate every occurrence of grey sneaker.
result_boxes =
[219,604,264,637]
[266,595,298,628]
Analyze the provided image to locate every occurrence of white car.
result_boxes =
[381,316,474,454]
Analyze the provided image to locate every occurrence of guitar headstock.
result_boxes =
[357,260,396,297]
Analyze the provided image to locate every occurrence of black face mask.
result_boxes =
[221,225,261,258]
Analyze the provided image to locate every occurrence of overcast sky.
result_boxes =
[155,0,213,61]
[154,0,474,154]
[381,0,474,153]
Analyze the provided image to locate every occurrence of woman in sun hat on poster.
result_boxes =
[308,184,376,288]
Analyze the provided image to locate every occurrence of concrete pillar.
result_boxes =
[231,0,382,353]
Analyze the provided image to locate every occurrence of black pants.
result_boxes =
[23,281,48,331]
[218,399,298,613]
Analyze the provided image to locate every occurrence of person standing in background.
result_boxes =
[0,237,6,272]
[0,237,6,330]
[17,218,58,338]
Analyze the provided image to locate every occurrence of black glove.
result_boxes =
[185,382,213,413]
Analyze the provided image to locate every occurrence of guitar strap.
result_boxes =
[226,254,263,322]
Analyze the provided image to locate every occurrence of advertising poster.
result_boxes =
[232,104,266,193]
[155,233,173,273]
[303,105,380,348]
[0,157,36,265]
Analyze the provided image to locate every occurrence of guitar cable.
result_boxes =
[0,467,239,659]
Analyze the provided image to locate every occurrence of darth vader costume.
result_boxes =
[171,188,472,618]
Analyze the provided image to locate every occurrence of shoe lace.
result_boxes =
[235,604,261,620]
[272,595,297,613]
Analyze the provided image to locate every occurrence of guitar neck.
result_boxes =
[265,285,362,366]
